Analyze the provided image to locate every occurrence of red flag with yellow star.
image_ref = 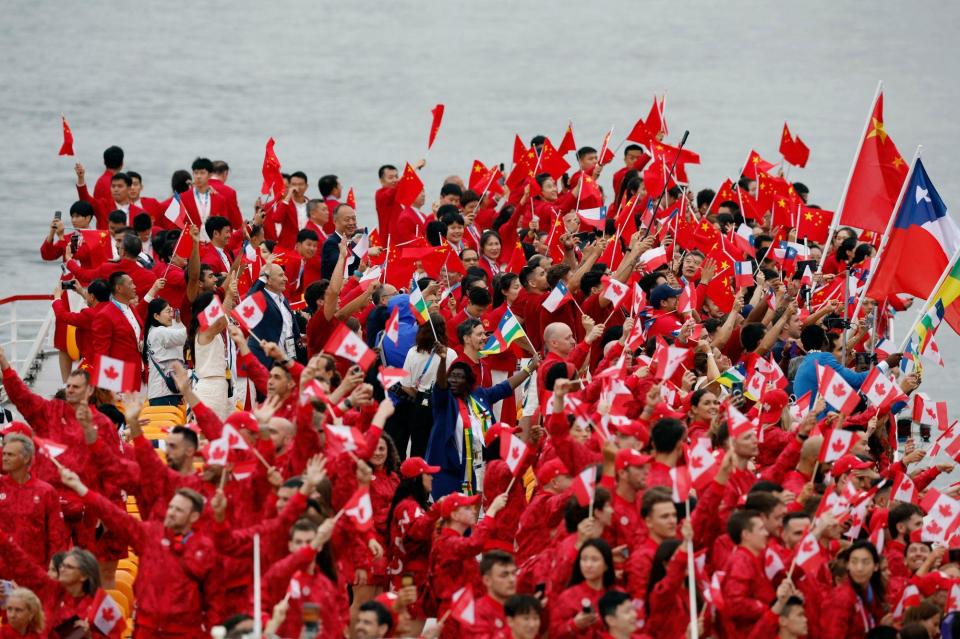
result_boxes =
[779,122,810,168]
[395,163,424,208]
[346,187,356,209]
[742,149,777,180]
[58,115,74,156]
[512,135,526,165]
[838,91,908,233]
[427,104,444,150]
[537,138,571,180]
[709,179,739,214]
[797,206,833,244]
[557,122,576,156]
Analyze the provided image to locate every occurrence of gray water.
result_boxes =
[1,1,959,408]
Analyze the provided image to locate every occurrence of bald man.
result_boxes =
[320,204,359,279]
[538,320,603,393]
[248,262,302,368]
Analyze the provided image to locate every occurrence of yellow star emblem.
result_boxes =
[700,222,711,231]
[752,156,760,164]
[804,212,814,221]
[473,165,483,173]
[777,198,786,208]
[892,156,905,169]
[720,261,730,271]
[866,117,888,143]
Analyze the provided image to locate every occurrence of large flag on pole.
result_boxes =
[837,91,909,233]
[867,158,960,301]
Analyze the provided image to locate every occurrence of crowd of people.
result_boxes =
[0,125,956,639]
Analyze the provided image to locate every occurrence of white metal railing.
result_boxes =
[0,295,56,403]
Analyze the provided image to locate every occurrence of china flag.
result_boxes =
[797,206,833,243]
[837,91,909,233]
[59,115,75,156]
[395,163,424,208]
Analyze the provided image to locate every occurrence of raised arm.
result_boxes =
[59,466,147,555]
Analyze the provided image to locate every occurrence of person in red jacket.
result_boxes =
[718,509,776,637]
[2,587,46,639]
[0,432,70,566]
[820,541,890,639]
[515,458,572,563]
[625,486,677,602]
[209,160,244,230]
[884,502,924,581]
[495,594,543,639]
[644,520,695,639]
[181,158,228,237]
[57,467,226,638]
[598,588,642,639]
[549,538,621,639]
[470,550,518,638]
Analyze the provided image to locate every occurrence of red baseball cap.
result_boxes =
[536,458,571,486]
[830,454,872,477]
[484,423,516,448]
[226,411,259,434]
[400,457,441,479]
[756,389,789,426]
[439,492,482,518]
[615,448,653,473]
[613,421,646,440]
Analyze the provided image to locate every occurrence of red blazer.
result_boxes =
[93,169,115,201]
[282,253,322,303]
[68,258,158,298]
[91,301,144,378]
[77,184,145,229]
[393,207,429,245]
[208,178,244,229]
[375,186,401,240]
[135,196,164,219]
[200,243,234,274]
[180,188,227,231]
[267,200,301,250]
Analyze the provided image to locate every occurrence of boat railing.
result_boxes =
[0,294,55,405]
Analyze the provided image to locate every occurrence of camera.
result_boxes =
[62,280,77,291]
[823,317,852,330]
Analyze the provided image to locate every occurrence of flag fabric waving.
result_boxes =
[342,486,375,531]
[837,91,909,233]
[867,157,960,301]
[231,292,267,333]
[395,163,425,208]
[58,115,75,156]
[815,362,860,415]
[92,355,140,393]
[428,104,445,150]
[87,589,124,638]
[324,323,377,371]
[542,281,573,313]
[260,138,284,200]
[479,308,526,357]
[779,122,810,168]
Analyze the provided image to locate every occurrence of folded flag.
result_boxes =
[449,586,476,626]
[427,104,444,150]
[58,114,75,156]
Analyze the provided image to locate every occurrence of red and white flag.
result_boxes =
[378,367,407,389]
[688,438,720,490]
[638,246,668,272]
[383,306,400,345]
[87,589,124,639]
[862,367,906,408]
[571,466,597,507]
[794,530,825,574]
[35,437,67,459]
[815,363,860,415]
[162,196,188,228]
[653,342,688,381]
[929,421,960,460]
[342,486,374,531]
[920,489,960,543]
[670,465,692,503]
[789,391,812,424]
[947,582,960,615]
[219,424,249,452]
[890,472,917,504]
[324,323,377,371]
[449,586,476,626]
[913,393,948,430]
[764,547,785,581]
[892,584,922,620]
[197,295,225,331]
[231,459,257,480]
[819,428,857,464]
[501,433,528,476]
[92,355,140,393]
[869,526,885,554]
[324,424,364,454]
[231,292,267,333]
[601,276,629,307]
[922,334,945,367]
[631,283,647,316]
[203,437,230,465]
[726,403,756,439]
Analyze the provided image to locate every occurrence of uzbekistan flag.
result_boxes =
[479,309,526,356]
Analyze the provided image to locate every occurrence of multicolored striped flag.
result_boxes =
[479,309,527,356]
[408,282,431,324]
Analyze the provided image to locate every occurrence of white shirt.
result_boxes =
[294,200,308,229]
[265,288,294,356]
[111,297,142,344]
[215,247,231,271]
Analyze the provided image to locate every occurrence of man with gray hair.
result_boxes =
[0,428,69,564]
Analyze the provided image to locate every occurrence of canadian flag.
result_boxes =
[342,487,374,531]
[815,492,850,522]
[325,424,365,454]
[382,306,400,345]
[162,195,187,229]
[501,433,528,476]
[789,391,812,424]
[653,342,688,381]
[231,292,267,333]
[670,465,692,503]
[197,295,225,331]
[571,465,597,507]
[947,582,960,614]
[890,472,917,504]
[638,246,668,272]
[861,367,905,408]
[913,393,948,430]
[688,438,720,490]
[449,586,476,626]
[892,584,921,620]
[88,589,124,638]
[920,490,960,544]
[324,324,377,371]
[763,547,785,581]
[631,282,647,316]
[35,437,67,459]
[601,276,629,307]
[378,367,407,390]
[819,428,857,464]
[815,363,860,415]
[203,437,230,466]
[92,355,140,393]
[793,530,824,574]
[869,526,885,554]
[726,403,756,439]
[743,368,768,401]
[922,333,945,367]
[929,420,960,460]
[219,424,250,461]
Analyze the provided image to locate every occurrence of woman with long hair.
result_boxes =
[386,457,439,590]
[3,587,45,638]
[185,274,236,419]
[645,521,696,639]
[549,538,620,638]
[686,387,720,442]
[485,273,528,426]
[821,540,889,638]
[143,297,187,406]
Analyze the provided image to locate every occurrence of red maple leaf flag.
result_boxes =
[162,195,188,229]
[557,122,576,156]
[500,433,529,476]
[920,491,960,544]
[891,472,916,505]
[571,465,597,507]
[87,589,124,638]
[449,586,476,626]
[260,137,285,201]
[324,423,364,455]
[818,428,857,464]
[427,104,445,150]
[947,582,960,615]
[324,323,377,371]
[197,295,225,331]
[58,115,75,156]
[653,342,689,382]
[230,292,267,334]
[202,437,230,465]
[779,122,810,168]
[382,306,400,346]
[837,90,909,233]
[601,276,629,307]
[342,486,375,531]
[670,465,692,503]
[378,366,407,390]
[219,424,250,452]
[688,437,720,490]
[814,362,860,415]
[35,437,67,459]
[929,421,960,461]
[726,403,756,439]
[92,355,139,393]
[794,530,825,574]
[395,162,425,209]
[764,546,786,581]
